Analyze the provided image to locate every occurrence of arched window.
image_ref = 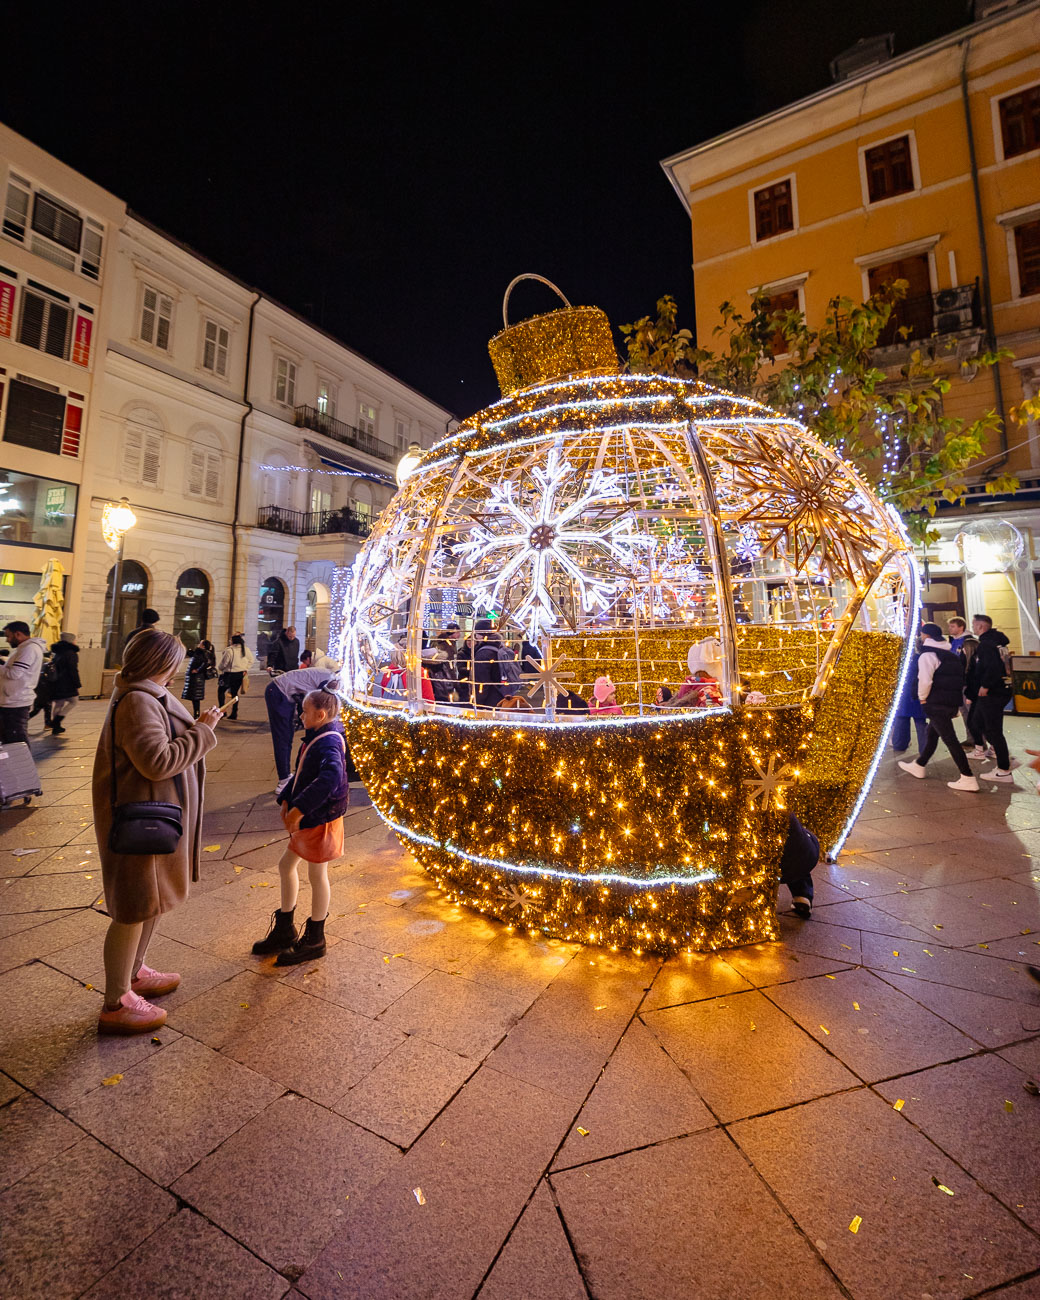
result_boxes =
[257,576,286,660]
[104,559,148,666]
[174,568,209,648]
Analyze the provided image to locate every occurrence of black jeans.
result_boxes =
[218,671,244,718]
[964,698,985,747]
[919,708,972,776]
[0,706,31,748]
[975,694,1011,770]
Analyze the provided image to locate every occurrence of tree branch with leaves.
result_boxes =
[621,287,1030,543]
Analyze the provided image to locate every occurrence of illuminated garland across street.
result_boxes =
[338,287,916,952]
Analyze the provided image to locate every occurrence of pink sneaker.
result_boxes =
[98,990,167,1036]
[131,964,181,997]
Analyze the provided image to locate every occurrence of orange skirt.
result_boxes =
[288,817,344,864]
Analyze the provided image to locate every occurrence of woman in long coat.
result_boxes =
[93,629,222,1034]
[181,641,211,718]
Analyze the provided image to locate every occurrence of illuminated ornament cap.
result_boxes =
[488,274,619,397]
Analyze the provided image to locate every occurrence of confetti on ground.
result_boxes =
[1005,1100,1014,1113]
[102,1074,123,1086]
[85,983,93,991]
[234,865,244,874]
[577,1127,589,1136]
[819,1025,830,1035]
[203,845,221,852]
[978,943,989,949]
[893,1099,905,1111]
[849,1216,862,1234]
[749,1021,756,1031]
[892,951,899,957]
[84,874,92,880]
[824,974,836,980]
[412,1187,426,1205]
[933,924,943,930]
[901,967,917,973]
[932,1178,955,1196]
[923,949,933,957]
[594,1004,607,1010]
[852,1001,860,1011]
[240,1002,250,1009]
[840,943,852,950]
[151,1037,162,1044]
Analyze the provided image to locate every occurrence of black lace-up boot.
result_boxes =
[275,915,327,966]
[252,908,297,955]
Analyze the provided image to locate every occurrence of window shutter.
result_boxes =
[3,179,29,242]
[204,452,221,501]
[31,195,82,252]
[18,290,45,350]
[81,223,103,280]
[141,433,162,487]
[123,427,143,480]
[155,298,171,351]
[44,301,71,359]
[141,288,156,344]
[188,446,206,496]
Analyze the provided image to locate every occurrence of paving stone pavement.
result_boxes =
[1,687,1040,1298]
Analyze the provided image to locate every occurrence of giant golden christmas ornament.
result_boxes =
[339,277,917,953]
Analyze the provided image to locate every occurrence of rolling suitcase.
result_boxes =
[0,742,43,807]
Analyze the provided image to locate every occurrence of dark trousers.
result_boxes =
[218,672,244,719]
[265,682,297,780]
[975,694,1011,770]
[963,699,985,747]
[919,708,972,776]
[0,706,31,748]
[891,715,928,753]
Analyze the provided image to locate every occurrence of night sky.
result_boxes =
[4,0,969,417]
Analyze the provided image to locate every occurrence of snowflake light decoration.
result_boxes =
[452,443,651,638]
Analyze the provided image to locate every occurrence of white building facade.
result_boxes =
[0,124,453,673]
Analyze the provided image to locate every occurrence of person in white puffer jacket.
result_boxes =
[0,621,46,747]
[216,634,255,720]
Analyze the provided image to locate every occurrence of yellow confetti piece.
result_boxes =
[383,955,391,963]
[151,1036,162,1044]
[594,1004,607,1010]
[893,1099,905,1111]
[413,1187,426,1205]
[577,1126,589,1136]
[849,1216,862,1234]
[84,874,92,880]
[932,1178,954,1196]
[824,974,836,980]
[240,1002,250,1009]
[233,865,244,874]
[1005,1100,1014,1113]
[749,1021,756,1031]
[101,1073,123,1086]
[85,983,93,991]
[840,943,852,950]
[203,844,221,852]
[901,967,917,974]
[258,881,271,888]
[923,949,933,956]
[819,1025,830,1035]
[852,1002,860,1011]
[933,924,943,930]
[892,951,899,957]
[978,942,990,950]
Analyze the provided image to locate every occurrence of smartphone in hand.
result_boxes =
[219,696,239,714]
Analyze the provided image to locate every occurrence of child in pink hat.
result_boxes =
[591,676,624,716]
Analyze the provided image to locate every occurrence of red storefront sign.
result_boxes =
[0,280,15,338]
[71,314,92,367]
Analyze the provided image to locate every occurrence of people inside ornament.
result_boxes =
[590,676,623,716]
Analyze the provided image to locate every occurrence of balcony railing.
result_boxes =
[874,280,983,350]
[293,405,398,464]
[257,505,373,538]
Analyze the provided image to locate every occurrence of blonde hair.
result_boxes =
[120,629,186,684]
[304,687,340,719]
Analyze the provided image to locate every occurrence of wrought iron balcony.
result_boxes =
[874,281,983,351]
[293,405,397,464]
[256,505,373,538]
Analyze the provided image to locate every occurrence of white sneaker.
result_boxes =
[981,768,1015,783]
[947,774,980,792]
[274,776,291,798]
[898,760,927,779]
[967,746,988,760]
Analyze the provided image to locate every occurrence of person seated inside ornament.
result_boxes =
[653,686,673,707]
[378,648,433,703]
[590,676,624,716]
[671,637,725,708]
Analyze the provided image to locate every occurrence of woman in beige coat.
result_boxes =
[93,629,222,1034]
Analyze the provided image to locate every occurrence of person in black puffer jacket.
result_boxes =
[47,636,81,736]
[966,615,1014,781]
[898,623,978,791]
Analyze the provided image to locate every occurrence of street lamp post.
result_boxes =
[102,497,137,668]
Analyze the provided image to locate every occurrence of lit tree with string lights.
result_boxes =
[621,286,1038,544]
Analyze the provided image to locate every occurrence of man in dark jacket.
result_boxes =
[967,614,1015,782]
[267,626,300,673]
[472,619,506,708]
[898,623,978,790]
[124,608,159,650]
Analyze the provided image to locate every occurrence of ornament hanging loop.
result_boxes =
[502,274,572,329]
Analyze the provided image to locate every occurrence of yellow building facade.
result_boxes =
[663,2,1040,653]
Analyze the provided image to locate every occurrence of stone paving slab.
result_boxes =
[1,695,1039,1298]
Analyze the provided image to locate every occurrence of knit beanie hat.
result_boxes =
[593,676,615,703]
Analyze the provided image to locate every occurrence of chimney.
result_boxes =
[829,33,895,83]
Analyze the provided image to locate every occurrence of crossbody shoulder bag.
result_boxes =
[108,690,185,855]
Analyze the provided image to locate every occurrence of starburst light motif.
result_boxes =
[522,650,576,708]
[498,881,536,912]
[742,754,795,810]
[452,443,652,637]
